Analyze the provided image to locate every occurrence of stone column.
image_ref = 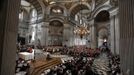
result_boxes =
[119,0,134,75]
[110,15,116,54]
[63,24,69,46]
[110,8,119,54]
[90,20,97,49]
[0,0,20,75]
[43,22,49,46]
[39,22,49,46]
[70,27,75,46]
[114,14,120,54]
[63,24,73,46]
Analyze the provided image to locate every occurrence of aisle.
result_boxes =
[92,53,111,75]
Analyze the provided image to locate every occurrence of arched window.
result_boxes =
[75,14,78,21]
[31,9,37,18]
[30,8,37,22]
[19,11,23,21]
[50,6,64,15]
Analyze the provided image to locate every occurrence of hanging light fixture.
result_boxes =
[74,24,90,39]
[74,0,90,39]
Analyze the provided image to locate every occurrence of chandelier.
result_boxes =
[73,0,90,39]
[74,24,90,39]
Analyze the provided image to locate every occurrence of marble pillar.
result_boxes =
[119,0,134,74]
[114,14,119,54]
[90,20,97,49]
[42,26,49,46]
[63,24,73,47]
[0,0,20,75]
[38,22,49,46]
[63,27,69,46]
[110,15,116,54]
[41,22,49,46]
[110,10,119,55]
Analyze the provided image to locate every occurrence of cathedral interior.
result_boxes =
[0,0,134,75]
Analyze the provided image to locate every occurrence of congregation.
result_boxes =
[15,42,121,75]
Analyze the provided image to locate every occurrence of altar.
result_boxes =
[19,49,34,60]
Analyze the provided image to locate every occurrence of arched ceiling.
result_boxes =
[42,0,92,14]
[95,0,108,6]
[98,28,108,39]
[70,4,89,17]
[25,0,43,15]
[43,0,92,9]
[20,0,117,20]
[95,10,110,22]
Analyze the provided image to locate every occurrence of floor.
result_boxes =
[92,53,111,75]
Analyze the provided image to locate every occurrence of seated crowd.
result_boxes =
[16,42,121,75]
[41,46,121,75]
[43,47,62,54]
[60,47,101,58]
[109,55,120,75]
[15,58,30,75]
[41,55,96,75]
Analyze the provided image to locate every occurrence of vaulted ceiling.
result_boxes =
[24,0,42,15]
[20,0,118,20]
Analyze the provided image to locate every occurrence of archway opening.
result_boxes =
[95,10,110,22]
[49,20,64,46]
[94,10,110,48]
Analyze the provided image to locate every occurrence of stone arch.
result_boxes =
[46,4,68,16]
[48,20,64,46]
[48,17,65,23]
[94,8,110,47]
[38,0,46,15]
[49,20,63,27]
[91,5,111,19]
[19,7,29,21]
[69,2,91,16]
[98,28,108,39]
[20,7,29,15]
[95,10,110,22]
[97,28,109,47]
[26,0,43,16]
[97,26,108,32]
[94,10,110,39]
